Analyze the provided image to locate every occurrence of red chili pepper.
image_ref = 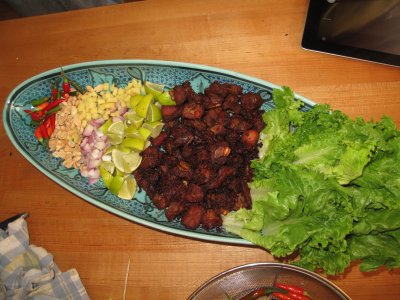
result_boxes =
[30,110,45,122]
[286,292,312,300]
[50,113,56,128]
[49,114,56,136]
[275,284,307,296]
[34,126,43,143]
[51,83,58,101]
[239,287,268,300]
[62,77,71,95]
[44,114,56,137]
[43,98,65,114]
[45,105,62,116]
[34,101,49,111]
[39,123,49,140]
[272,292,296,300]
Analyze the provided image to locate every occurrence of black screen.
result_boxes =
[302,0,400,66]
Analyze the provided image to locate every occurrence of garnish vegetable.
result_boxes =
[237,283,313,300]
[223,87,400,275]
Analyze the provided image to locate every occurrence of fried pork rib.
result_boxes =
[134,81,264,230]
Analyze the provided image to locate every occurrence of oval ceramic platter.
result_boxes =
[3,60,315,245]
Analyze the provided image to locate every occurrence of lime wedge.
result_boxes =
[138,127,152,140]
[108,120,125,136]
[146,103,162,122]
[112,149,142,173]
[103,145,117,155]
[124,111,144,128]
[117,145,132,153]
[120,137,145,151]
[107,120,125,145]
[118,175,137,200]
[142,121,164,138]
[125,125,143,139]
[108,133,124,145]
[144,140,151,150]
[135,94,153,118]
[109,175,125,195]
[129,94,144,108]
[99,118,113,134]
[144,81,164,96]
[156,91,176,106]
[99,165,114,188]
[100,161,115,174]
[115,169,128,178]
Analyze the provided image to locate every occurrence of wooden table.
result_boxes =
[0,1,399,299]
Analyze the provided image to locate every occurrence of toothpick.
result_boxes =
[122,258,131,300]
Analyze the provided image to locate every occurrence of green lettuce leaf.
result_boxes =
[223,86,400,275]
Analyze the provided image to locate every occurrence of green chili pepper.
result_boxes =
[31,97,48,107]
[45,105,62,115]
[30,119,41,127]
[66,76,85,94]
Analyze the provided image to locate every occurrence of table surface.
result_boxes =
[1,0,399,299]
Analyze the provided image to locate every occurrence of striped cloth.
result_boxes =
[0,217,89,300]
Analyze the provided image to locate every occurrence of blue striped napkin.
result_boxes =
[0,217,89,299]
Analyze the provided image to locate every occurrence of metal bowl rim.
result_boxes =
[188,262,352,300]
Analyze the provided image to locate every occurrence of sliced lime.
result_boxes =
[99,165,113,188]
[107,120,125,145]
[117,145,132,153]
[138,127,152,140]
[109,175,125,195]
[118,175,137,200]
[112,149,142,173]
[107,133,123,145]
[144,81,164,96]
[146,103,162,122]
[125,125,143,139]
[103,145,117,155]
[120,137,145,151]
[99,118,113,134]
[135,94,153,118]
[115,168,127,177]
[142,121,164,138]
[100,161,115,174]
[156,91,176,106]
[124,111,144,128]
[129,94,144,108]
[108,120,125,136]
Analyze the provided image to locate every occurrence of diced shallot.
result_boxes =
[112,116,123,123]
[83,124,95,136]
[88,159,101,169]
[91,149,102,160]
[93,118,105,128]
[82,143,92,153]
[88,177,99,185]
[80,119,110,184]
[80,137,88,148]
[95,141,106,150]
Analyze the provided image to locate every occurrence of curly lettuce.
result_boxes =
[223,87,400,275]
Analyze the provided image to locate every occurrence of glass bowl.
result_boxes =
[188,262,351,300]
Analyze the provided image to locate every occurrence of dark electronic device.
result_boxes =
[302,0,400,67]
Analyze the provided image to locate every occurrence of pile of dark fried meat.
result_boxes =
[134,81,265,230]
